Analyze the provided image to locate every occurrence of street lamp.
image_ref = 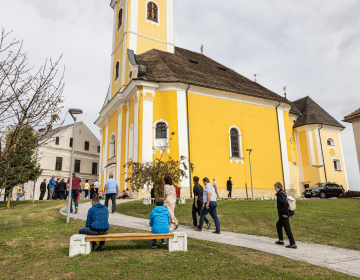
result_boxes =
[246,149,254,200]
[67,108,83,224]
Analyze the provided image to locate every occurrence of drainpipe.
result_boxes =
[275,102,286,189]
[318,124,328,182]
[185,84,192,198]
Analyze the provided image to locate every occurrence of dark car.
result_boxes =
[303,183,345,199]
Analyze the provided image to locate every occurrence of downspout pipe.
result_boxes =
[318,124,328,182]
[185,84,192,198]
[276,102,286,189]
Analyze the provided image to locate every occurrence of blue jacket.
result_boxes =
[149,206,170,234]
[86,203,109,233]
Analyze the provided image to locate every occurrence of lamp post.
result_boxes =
[67,108,83,224]
[246,149,254,200]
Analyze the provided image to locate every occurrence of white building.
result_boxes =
[19,122,100,200]
[344,108,360,173]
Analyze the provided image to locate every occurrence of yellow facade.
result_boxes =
[96,0,349,198]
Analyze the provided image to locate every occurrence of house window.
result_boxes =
[70,138,73,148]
[118,8,123,30]
[85,141,89,151]
[55,137,59,145]
[147,2,158,22]
[74,160,81,173]
[115,61,120,81]
[55,157,62,171]
[327,138,335,146]
[156,122,167,139]
[109,134,116,158]
[333,159,342,171]
[230,128,240,158]
[97,146,100,153]
[92,162,98,175]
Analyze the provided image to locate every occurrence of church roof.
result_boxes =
[135,47,292,105]
[343,108,360,122]
[292,96,344,129]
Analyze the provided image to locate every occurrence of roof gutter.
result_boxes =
[318,124,328,183]
[275,102,286,189]
[185,84,193,198]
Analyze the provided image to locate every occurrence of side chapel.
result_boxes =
[95,0,349,198]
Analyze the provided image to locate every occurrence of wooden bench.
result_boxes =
[69,232,187,257]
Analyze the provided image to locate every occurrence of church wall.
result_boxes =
[100,130,106,189]
[319,129,348,190]
[187,92,284,198]
[120,105,128,191]
[111,45,124,98]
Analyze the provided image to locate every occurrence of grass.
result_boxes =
[0,201,358,279]
[118,198,360,251]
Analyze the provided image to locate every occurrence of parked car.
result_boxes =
[303,183,345,198]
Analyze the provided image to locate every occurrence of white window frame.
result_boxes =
[327,137,336,146]
[145,0,160,27]
[109,133,116,159]
[229,126,243,160]
[333,159,342,171]
[117,7,124,32]
[153,119,169,153]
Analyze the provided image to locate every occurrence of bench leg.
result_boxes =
[168,232,187,252]
[69,234,92,257]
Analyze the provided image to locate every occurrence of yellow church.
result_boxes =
[95,0,349,198]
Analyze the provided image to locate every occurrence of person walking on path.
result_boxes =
[58,179,66,200]
[213,178,220,199]
[104,174,119,213]
[94,179,100,197]
[39,179,47,200]
[195,177,221,234]
[84,180,90,200]
[149,198,170,249]
[16,185,22,201]
[274,182,297,249]
[227,177,233,198]
[79,196,109,251]
[67,173,82,214]
[192,176,210,230]
[48,176,57,200]
[163,176,179,231]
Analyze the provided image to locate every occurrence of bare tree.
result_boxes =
[0,28,65,206]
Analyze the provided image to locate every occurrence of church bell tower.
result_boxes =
[108,0,175,98]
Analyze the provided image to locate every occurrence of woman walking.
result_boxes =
[163,176,179,231]
[84,180,90,200]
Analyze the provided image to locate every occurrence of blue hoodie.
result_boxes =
[149,206,170,234]
[86,203,109,233]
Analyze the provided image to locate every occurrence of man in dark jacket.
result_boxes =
[79,197,109,251]
[192,176,210,229]
[39,179,47,200]
[274,182,297,249]
[58,179,67,200]
[227,177,233,198]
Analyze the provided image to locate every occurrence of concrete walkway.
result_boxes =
[60,200,360,278]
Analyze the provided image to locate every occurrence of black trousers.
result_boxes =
[105,193,117,213]
[228,189,232,198]
[58,191,65,200]
[39,190,46,200]
[276,217,296,245]
[192,202,209,227]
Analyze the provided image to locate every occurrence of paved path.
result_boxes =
[60,200,360,278]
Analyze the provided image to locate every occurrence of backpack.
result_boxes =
[284,192,296,211]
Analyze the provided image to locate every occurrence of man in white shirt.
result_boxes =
[94,179,100,197]
[213,178,219,199]
[194,177,221,234]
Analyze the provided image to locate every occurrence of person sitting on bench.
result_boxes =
[79,197,109,251]
[149,198,170,249]
[120,189,129,199]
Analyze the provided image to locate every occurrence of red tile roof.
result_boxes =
[344,108,360,119]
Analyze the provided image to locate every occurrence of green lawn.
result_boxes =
[0,201,357,279]
[117,198,360,251]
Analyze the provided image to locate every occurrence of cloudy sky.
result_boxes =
[1,0,359,190]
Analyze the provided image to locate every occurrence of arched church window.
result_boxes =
[156,122,167,139]
[118,8,123,30]
[327,138,335,146]
[147,2,158,22]
[109,134,116,158]
[230,128,241,158]
[115,61,119,81]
